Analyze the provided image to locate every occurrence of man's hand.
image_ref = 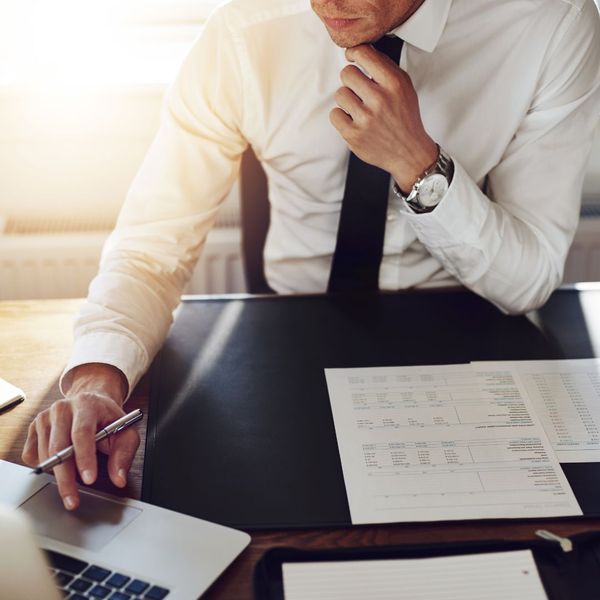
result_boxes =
[21,363,139,511]
[330,44,438,193]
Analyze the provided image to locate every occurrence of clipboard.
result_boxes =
[142,290,600,529]
[253,530,600,599]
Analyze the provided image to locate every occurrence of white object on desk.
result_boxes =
[325,364,581,524]
[0,376,25,410]
[282,549,548,600]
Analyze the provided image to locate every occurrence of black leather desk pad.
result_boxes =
[142,289,600,529]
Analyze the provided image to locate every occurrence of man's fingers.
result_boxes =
[335,87,364,121]
[340,64,374,101]
[71,407,102,485]
[345,44,401,86]
[107,429,140,488]
[22,370,130,513]
[22,420,39,466]
[35,414,51,464]
[48,401,80,510]
[329,107,354,133]
[48,400,73,458]
[52,461,80,511]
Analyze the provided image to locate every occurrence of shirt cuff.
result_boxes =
[59,332,149,402]
[399,157,490,248]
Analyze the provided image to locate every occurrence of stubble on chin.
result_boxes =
[323,25,380,49]
[326,30,354,48]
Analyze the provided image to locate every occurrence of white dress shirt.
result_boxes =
[63,0,600,396]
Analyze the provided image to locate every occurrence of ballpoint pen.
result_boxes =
[31,408,143,475]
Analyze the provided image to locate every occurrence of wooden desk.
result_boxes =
[2,292,600,599]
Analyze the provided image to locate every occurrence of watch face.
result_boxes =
[419,174,448,207]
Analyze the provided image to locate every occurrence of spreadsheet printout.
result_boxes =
[282,550,548,600]
[476,360,600,462]
[325,364,581,524]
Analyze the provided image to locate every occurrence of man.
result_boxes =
[22,0,600,510]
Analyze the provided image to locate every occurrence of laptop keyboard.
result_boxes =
[44,549,170,599]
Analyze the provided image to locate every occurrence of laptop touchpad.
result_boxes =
[20,483,142,552]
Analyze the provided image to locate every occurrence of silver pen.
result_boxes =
[31,409,143,475]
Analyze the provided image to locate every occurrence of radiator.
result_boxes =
[1,218,599,301]
[0,227,246,300]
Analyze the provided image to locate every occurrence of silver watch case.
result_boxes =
[394,146,454,214]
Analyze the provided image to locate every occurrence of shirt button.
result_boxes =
[387,210,400,222]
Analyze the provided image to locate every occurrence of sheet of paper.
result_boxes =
[282,549,548,600]
[475,359,600,462]
[325,364,581,524]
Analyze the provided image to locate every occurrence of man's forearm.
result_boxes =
[400,158,571,315]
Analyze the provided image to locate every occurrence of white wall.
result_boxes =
[0,88,162,226]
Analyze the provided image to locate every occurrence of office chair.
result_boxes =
[240,147,274,294]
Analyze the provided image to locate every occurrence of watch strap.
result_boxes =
[393,146,453,213]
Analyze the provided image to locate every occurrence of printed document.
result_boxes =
[476,360,600,462]
[325,364,581,524]
[282,549,548,600]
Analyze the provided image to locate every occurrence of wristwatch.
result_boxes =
[393,145,454,214]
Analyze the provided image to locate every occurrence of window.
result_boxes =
[0,0,220,86]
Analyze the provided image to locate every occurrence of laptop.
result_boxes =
[0,459,250,599]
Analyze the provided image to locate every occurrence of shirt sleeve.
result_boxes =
[60,7,248,397]
[401,0,600,315]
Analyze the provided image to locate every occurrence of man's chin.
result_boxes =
[326,30,370,48]
[323,24,380,48]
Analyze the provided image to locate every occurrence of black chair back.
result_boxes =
[240,147,274,294]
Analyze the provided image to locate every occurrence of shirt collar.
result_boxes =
[390,0,453,53]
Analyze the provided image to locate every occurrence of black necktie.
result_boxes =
[328,35,404,293]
